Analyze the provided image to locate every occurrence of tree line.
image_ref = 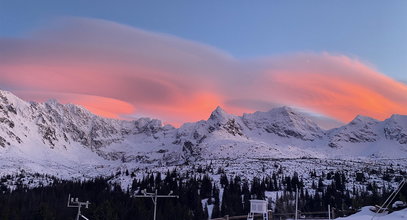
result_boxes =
[0,167,405,220]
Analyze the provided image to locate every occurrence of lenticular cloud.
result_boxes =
[0,17,406,126]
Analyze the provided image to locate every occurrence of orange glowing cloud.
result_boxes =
[252,54,407,122]
[136,92,224,127]
[0,18,406,128]
[67,95,135,119]
[14,91,135,119]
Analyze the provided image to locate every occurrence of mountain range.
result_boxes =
[0,89,406,178]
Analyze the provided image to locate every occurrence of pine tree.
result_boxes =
[212,185,221,218]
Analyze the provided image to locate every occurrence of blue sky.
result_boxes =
[1,0,406,81]
[1,0,407,127]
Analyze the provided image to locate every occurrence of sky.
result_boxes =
[0,0,406,128]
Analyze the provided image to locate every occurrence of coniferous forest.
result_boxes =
[0,168,406,220]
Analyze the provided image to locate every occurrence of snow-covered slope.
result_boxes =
[0,89,406,177]
[337,206,407,220]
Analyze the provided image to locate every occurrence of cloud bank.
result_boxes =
[1,18,406,128]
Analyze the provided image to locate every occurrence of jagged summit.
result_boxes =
[208,106,230,121]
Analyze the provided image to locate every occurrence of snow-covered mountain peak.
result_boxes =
[44,98,59,105]
[0,89,18,101]
[328,115,394,148]
[268,106,295,115]
[209,106,231,121]
[387,114,407,124]
[0,89,30,111]
[349,115,379,126]
[242,106,324,141]
[267,106,321,127]
[384,114,407,145]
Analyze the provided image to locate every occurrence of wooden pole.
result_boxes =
[328,205,331,220]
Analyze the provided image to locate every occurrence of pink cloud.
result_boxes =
[14,91,135,119]
[0,18,406,127]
